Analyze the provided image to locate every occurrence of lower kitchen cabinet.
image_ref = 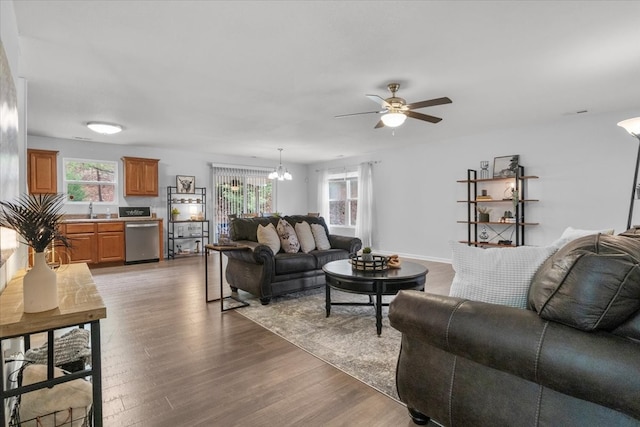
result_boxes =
[63,222,124,264]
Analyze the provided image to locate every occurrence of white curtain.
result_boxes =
[355,162,373,248]
[317,168,329,219]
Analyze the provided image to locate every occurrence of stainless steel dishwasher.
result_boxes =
[125,221,160,264]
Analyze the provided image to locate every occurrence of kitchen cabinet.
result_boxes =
[63,222,124,264]
[97,222,125,262]
[122,156,159,196]
[27,149,58,194]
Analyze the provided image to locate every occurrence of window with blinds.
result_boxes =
[213,166,274,239]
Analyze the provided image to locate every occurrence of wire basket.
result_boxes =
[350,255,388,272]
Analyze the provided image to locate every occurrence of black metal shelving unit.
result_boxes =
[457,166,539,247]
[167,186,209,259]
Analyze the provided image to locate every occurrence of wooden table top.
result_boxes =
[0,263,107,338]
[205,243,249,251]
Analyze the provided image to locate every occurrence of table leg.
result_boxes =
[325,282,331,317]
[219,251,224,312]
[376,281,383,336]
[205,247,210,303]
[91,321,103,426]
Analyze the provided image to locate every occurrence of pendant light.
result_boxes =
[268,148,292,181]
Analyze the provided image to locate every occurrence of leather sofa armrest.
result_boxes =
[329,235,362,255]
[226,240,274,264]
[389,290,640,420]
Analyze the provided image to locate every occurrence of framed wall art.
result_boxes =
[176,175,196,194]
[493,155,519,178]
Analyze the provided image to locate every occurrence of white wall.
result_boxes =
[1,0,27,290]
[308,108,640,262]
[27,135,309,255]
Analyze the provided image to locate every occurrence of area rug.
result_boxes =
[236,288,402,401]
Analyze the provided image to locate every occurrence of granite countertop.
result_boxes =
[62,215,162,223]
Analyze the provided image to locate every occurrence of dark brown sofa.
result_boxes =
[389,234,640,426]
[225,215,362,304]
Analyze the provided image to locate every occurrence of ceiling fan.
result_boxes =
[336,83,452,129]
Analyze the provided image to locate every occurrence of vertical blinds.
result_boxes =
[212,166,274,238]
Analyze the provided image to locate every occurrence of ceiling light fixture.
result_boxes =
[380,111,407,128]
[617,117,640,230]
[268,148,292,181]
[86,122,123,135]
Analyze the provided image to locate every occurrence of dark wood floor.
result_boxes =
[90,255,454,426]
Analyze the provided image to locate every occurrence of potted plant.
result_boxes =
[362,246,373,261]
[171,207,180,221]
[476,206,491,223]
[0,193,71,312]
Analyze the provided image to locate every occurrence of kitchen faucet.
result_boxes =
[89,201,96,219]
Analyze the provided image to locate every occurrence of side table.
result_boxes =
[204,244,250,311]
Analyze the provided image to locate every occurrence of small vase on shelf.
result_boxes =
[24,252,58,313]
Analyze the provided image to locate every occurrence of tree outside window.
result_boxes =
[329,172,358,227]
[63,159,118,203]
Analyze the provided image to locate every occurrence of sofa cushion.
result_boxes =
[277,218,300,253]
[257,222,280,254]
[550,226,614,249]
[275,252,317,274]
[230,217,276,241]
[449,242,557,309]
[312,248,350,269]
[295,221,316,253]
[311,223,331,250]
[529,234,640,331]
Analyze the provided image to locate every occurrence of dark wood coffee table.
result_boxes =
[323,259,428,335]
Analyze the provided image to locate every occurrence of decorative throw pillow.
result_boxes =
[295,221,316,253]
[311,223,331,250]
[529,234,640,331]
[550,226,614,249]
[449,242,557,309]
[276,219,300,253]
[257,223,281,254]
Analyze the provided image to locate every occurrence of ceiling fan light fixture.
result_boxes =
[269,148,292,181]
[381,112,407,128]
[86,122,123,135]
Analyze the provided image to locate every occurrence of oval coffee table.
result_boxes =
[323,259,428,335]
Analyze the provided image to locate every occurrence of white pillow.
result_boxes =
[551,226,615,249]
[276,219,300,253]
[257,223,281,254]
[311,223,331,250]
[295,221,316,253]
[449,242,557,309]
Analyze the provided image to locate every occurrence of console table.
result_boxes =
[204,244,250,311]
[0,263,106,426]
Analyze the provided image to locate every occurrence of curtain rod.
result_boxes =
[315,160,381,173]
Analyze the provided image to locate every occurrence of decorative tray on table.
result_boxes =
[349,255,389,272]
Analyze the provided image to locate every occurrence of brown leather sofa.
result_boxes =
[225,215,362,304]
[389,234,640,426]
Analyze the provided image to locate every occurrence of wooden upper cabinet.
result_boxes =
[28,149,58,194]
[122,157,159,197]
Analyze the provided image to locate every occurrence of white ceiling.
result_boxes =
[11,1,640,164]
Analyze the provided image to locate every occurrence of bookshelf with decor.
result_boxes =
[457,165,539,247]
[167,186,209,258]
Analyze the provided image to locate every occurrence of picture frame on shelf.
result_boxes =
[493,155,519,178]
[176,175,195,193]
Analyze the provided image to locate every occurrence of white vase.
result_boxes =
[23,251,58,313]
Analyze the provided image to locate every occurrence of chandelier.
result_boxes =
[268,148,292,181]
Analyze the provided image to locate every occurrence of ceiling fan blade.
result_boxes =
[335,110,386,118]
[374,120,385,129]
[406,110,443,123]
[406,97,452,110]
[366,94,391,108]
